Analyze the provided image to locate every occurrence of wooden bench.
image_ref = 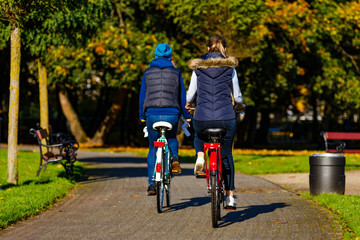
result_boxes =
[321,131,360,153]
[29,127,79,177]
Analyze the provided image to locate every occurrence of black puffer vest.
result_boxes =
[143,67,180,112]
[188,52,239,121]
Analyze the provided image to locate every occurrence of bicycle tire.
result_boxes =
[156,181,164,213]
[165,183,170,207]
[217,174,222,220]
[156,149,165,213]
[211,174,219,228]
[165,150,171,207]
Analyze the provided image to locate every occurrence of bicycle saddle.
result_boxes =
[152,121,173,131]
[202,128,226,138]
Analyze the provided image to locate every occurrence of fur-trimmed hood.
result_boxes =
[188,56,238,70]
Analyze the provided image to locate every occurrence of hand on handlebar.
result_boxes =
[141,119,146,123]
[234,102,246,112]
[185,101,196,116]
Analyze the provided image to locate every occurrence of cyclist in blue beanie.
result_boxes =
[139,43,192,195]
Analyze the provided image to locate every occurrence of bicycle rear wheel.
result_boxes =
[156,181,164,213]
[210,174,220,228]
[165,183,170,207]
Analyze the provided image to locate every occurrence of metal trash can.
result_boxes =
[309,153,345,195]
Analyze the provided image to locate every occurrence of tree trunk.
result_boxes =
[126,91,139,146]
[87,88,128,146]
[255,108,270,145]
[38,60,49,150]
[58,86,89,142]
[236,106,258,148]
[7,24,21,185]
[89,86,109,136]
[311,96,319,144]
[245,107,258,147]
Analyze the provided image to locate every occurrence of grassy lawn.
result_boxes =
[0,149,84,229]
[303,193,360,240]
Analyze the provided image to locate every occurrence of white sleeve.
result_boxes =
[186,71,198,102]
[232,69,243,103]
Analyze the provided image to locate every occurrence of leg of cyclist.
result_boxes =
[159,115,182,175]
[193,120,207,175]
[218,119,237,208]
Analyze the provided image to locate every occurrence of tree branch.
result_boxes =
[337,46,360,73]
[116,7,125,29]
[0,17,10,22]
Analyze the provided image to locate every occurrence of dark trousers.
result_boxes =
[193,119,237,190]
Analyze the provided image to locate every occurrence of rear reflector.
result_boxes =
[154,141,165,147]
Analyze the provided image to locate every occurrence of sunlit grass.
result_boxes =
[303,193,360,239]
[0,149,84,229]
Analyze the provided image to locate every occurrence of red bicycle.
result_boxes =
[203,128,226,228]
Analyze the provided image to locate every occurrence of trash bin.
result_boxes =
[309,153,345,195]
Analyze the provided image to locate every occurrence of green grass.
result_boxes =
[303,193,360,239]
[0,149,84,229]
[231,154,360,175]
[233,155,310,174]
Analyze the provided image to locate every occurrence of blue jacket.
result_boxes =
[139,57,191,120]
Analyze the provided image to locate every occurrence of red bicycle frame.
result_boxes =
[204,143,223,188]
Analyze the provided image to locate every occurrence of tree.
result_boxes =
[0,0,25,184]
[43,0,195,146]
[167,0,360,146]
[0,0,109,184]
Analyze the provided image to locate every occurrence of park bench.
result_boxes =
[321,131,360,153]
[29,126,79,177]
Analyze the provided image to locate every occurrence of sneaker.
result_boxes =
[194,157,205,175]
[147,184,156,196]
[225,196,237,209]
[171,156,181,175]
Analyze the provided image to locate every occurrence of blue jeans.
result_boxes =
[146,114,179,185]
[193,119,237,190]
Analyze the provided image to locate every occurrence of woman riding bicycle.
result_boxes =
[186,35,245,208]
[139,43,192,195]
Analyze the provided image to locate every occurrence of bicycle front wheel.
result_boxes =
[210,174,220,228]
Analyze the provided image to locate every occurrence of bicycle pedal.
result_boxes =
[224,206,237,210]
[195,172,206,178]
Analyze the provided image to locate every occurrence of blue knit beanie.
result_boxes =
[154,43,172,60]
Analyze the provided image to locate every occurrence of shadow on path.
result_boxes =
[79,156,146,164]
[76,155,148,184]
[77,155,197,185]
[165,196,211,212]
[219,202,289,228]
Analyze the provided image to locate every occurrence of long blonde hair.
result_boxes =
[207,35,227,58]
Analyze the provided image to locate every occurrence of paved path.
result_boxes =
[258,170,360,195]
[0,151,343,239]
